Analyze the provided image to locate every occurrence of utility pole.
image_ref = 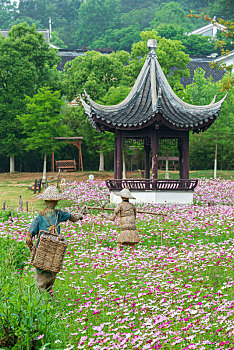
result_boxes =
[49,17,52,39]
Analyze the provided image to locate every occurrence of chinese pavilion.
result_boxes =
[81,40,226,204]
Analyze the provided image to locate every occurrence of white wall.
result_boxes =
[110,190,194,205]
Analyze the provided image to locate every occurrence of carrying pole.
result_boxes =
[87,206,167,217]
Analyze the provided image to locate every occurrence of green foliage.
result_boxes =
[0,0,17,28]
[100,86,131,105]
[181,69,233,170]
[181,68,222,104]
[91,26,140,52]
[0,23,60,159]
[208,0,234,20]
[150,2,194,31]
[157,24,217,56]
[50,31,68,49]
[75,0,121,48]
[18,87,71,155]
[131,29,190,90]
[17,0,57,29]
[0,210,11,222]
[63,105,114,166]
[64,51,127,101]
[0,0,230,51]
[0,235,30,271]
[0,246,60,349]
[120,6,157,31]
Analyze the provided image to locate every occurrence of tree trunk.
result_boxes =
[214,128,218,179]
[10,155,15,173]
[123,151,126,179]
[42,152,47,187]
[99,152,104,172]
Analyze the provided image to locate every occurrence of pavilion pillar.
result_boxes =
[184,132,189,179]
[116,130,123,179]
[178,132,189,179]
[178,138,183,179]
[144,143,151,179]
[151,129,159,180]
[114,135,117,179]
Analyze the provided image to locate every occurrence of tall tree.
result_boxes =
[17,0,57,28]
[64,51,130,170]
[0,22,59,172]
[75,0,121,48]
[156,24,217,56]
[131,29,190,90]
[181,69,232,175]
[150,2,195,31]
[0,0,17,28]
[18,87,71,182]
[64,50,127,101]
[208,0,234,20]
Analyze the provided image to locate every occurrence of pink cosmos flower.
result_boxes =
[36,334,44,340]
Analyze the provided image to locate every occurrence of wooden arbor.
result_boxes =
[81,39,226,192]
[51,137,83,172]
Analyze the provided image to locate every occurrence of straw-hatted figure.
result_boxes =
[104,188,140,254]
[25,185,85,293]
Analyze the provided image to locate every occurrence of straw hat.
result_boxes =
[35,185,68,201]
[115,188,135,199]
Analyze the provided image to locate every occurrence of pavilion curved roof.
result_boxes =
[81,39,227,132]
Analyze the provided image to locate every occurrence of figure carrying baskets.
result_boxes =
[103,188,140,254]
[25,185,85,293]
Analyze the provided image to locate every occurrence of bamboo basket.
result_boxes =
[30,230,68,273]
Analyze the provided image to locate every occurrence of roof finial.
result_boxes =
[147,39,157,56]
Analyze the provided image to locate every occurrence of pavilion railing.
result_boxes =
[106,179,198,191]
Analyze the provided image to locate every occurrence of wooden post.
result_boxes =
[144,143,150,179]
[116,130,123,179]
[2,201,6,210]
[178,133,189,179]
[184,131,189,179]
[70,141,83,172]
[51,152,55,172]
[178,138,183,179]
[79,142,83,172]
[18,196,23,211]
[26,201,28,212]
[114,134,117,179]
[33,179,37,194]
[151,129,159,180]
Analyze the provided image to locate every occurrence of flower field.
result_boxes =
[0,178,233,350]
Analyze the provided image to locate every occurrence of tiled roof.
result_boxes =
[81,40,227,133]
[181,59,226,87]
[57,51,84,71]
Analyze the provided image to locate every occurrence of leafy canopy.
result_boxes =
[131,29,190,90]
[0,23,60,157]
[18,87,71,154]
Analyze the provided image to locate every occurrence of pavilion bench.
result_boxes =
[55,159,77,172]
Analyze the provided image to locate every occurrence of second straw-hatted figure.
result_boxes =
[103,188,140,254]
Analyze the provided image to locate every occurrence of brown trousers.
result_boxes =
[36,269,57,293]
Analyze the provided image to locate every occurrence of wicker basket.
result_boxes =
[30,230,68,273]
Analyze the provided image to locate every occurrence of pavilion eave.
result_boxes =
[92,112,218,133]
